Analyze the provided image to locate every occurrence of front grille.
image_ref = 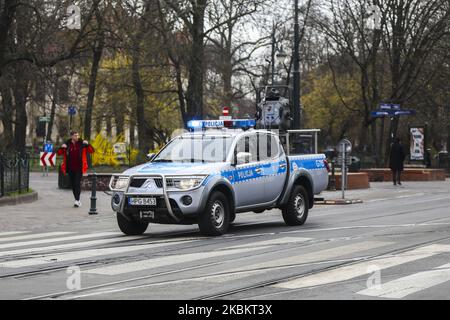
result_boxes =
[129,178,147,188]
[129,178,164,188]
[154,178,163,188]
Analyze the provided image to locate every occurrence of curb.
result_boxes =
[316,199,363,205]
[0,192,39,207]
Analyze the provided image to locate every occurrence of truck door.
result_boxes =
[259,132,288,202]
[233,133,266,207]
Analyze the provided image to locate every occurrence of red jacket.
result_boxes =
[57,139,95,175]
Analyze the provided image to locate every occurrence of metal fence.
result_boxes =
[0,153,30,197]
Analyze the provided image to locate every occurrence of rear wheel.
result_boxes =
[282,185,309,226]
[198,192,230,236]
[117,213,148,235]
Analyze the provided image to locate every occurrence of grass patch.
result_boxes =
[6,188,35,197]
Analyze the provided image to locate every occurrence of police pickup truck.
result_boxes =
[110,119,329,236]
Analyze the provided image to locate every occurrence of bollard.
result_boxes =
[89,173,98,215]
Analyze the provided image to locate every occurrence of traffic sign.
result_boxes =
[39,116,51,123]
[40,152,56,167]
[379,103,401,110]
[113,143,127,154]
[371,111,389,117]
[371,109,416,117]
[337,139,352,153]
[68,106,77,115]
[336,156,352,166]
[44,143,53,153]
[394,110,416,116]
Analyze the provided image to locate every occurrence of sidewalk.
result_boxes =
[321,179,450,202]
[1,173,448,232]
[0,172,114,232]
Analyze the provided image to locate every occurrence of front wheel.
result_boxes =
[282,185,309,226]
[117,213,149,235]
[198,191,230,236]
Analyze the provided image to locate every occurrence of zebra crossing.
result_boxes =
[0,230,449,299]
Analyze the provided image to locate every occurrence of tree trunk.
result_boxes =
[46,79,58,142]
[83,37,104,141]
[113,103,125,137]
[186,0,207,121]
[131,45,152,157]
[0,0,17,75]
[13,67,29,153]
[129,113,136,148]
[174,61,188,127]
[105,115,112,136]
[94,115,102,135]
[0,81,14,150]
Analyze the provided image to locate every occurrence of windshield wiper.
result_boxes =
[153,159,173,163]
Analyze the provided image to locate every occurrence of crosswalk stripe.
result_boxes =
[0,235,147,258]
[0,232,28,237]
[0,239,197,268]
[357,263,450,298]
[0,232,73,244]
[220,241,392,276]
[85,237,311,276]
[227,237,311,249]
[273,244,450,289]
[85,246,273,275]
[0,232,119,250]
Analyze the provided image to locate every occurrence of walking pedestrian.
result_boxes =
[389,137,406,186]
[57,131,95,207]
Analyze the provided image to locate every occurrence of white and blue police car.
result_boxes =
[110,119,329,236]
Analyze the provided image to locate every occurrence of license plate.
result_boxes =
[128,197,157,206]
[140,210,155,219]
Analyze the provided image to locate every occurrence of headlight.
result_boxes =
[110,176,129,191]
[167,177,206,190]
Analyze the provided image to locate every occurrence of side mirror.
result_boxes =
[236,152,252,165]
[147,153,156,161]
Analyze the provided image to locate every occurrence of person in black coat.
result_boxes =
[389,137,406,185]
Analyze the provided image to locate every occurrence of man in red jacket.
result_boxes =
[57,131,95,207]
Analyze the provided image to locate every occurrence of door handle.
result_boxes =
[255,168,263,174]
[279,164,287,169]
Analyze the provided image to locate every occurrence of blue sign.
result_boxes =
[371,109,416,118]
[394,110,416,116]
[44,143,53,153]
[379,103,401,111]
[371,111,389,118]
[68,106,77,115]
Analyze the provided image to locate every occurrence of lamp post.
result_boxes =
[293,0,301,129]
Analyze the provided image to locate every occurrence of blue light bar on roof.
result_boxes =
[187,119,256,130]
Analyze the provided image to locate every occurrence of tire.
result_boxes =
[282,185,309,226]
[198,191,230,236]
[117,213,149,235]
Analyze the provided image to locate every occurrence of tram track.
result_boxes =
[20,231,450,300]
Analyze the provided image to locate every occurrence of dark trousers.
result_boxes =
[68,171,82,201]
[392,169,402,185]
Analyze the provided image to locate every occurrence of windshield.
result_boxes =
[154,136,234,163]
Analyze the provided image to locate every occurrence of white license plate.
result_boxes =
[128,197,157,206]
[141,210,155,219]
